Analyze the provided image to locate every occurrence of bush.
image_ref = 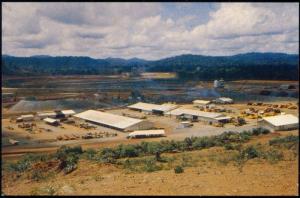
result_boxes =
[174,166,184,174]
[63,154,79,174]
[252,127,270,136]
[55,146,82,174]
[142,158,162,172]
[7,154,42,172]
[96,148,117,164]
[83,148,97,160]
[241,145,261,159]
[262,148,284,164]
[31,169,47,181]
[192,137,215,149]
[269,135,299,147]
[116,144,139,158]
[224,143,242,151]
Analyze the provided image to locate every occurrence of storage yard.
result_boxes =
[2,98,298,156]
[2,76,299,156]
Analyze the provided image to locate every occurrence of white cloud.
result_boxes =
[2,2,299,59]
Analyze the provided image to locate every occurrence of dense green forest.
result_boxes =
[2,52,299,80]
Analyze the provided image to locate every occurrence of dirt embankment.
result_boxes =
[2,131,298,196]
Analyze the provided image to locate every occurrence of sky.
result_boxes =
[2,2,299,60]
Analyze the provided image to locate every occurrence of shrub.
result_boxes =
[83,148,97,160]
[55,146,83,161]
[252,127,270,136]
[96,148,117,164]
[269,135,299,147]
[142,158,162,172]
[192,137,215,149]
[117,144,139,158]
[31,169,47,181]
[55,146,82,174]
[262,148,284,164]
[241,145,261,159]
[174,166,184,174]
[7,154,42,172]
[63,154,79,174]
[224,143,241,150]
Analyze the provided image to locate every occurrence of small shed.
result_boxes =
[43,118,59,126]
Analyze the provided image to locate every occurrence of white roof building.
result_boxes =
[193,100,211,106]
[37,112,57,118]
[17,114,34,121]
[21,114,34,119]
[128,129,165,138]
[43,117,59,124]
[260,114,299,131]
[61,110,76,116]
[128,102,178,113]
[166,108,223,118]
[166,108,231,123]
[216,97,233,104]
[74,110,153,131]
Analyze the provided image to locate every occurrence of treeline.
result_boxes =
[2,52,299,80]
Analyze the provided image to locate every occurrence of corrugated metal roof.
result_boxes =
[193,100,211,105]
[37,112,57,116]
[61,110,76,115]
[215,116,232,120]
[262,114,298,126]
[128,102,178,112]
[43,118,58,123]
[21,114,34,118]
[218,97,233,102]
[128,129,165,137]
[165,108,224,118]
[74,110,144,129]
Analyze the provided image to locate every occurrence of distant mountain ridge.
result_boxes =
[2,52,299,80]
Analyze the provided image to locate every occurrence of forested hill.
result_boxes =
[2,52,299,80]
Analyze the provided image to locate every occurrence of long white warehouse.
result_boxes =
[128,102,178,115]
[258,114,299,131]
[74,110,153,131]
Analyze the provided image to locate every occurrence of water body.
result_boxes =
[3,78,297,104]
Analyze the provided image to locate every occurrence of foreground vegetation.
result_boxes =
[4,128,298,179]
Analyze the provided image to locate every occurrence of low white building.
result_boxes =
[258,114,298,131]
[43,118,59,126]
[37,112,57,119]
[61,110,76,117]
[74,110,153,131]
[128,102,178,115]
[165,108,231,124]
[16,114,34,122]
[127,129,165,138]
[193,100,211,107]
[215,97,233,104]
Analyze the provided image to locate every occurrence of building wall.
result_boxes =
[125,121,154,131]
[259,120,299,131]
